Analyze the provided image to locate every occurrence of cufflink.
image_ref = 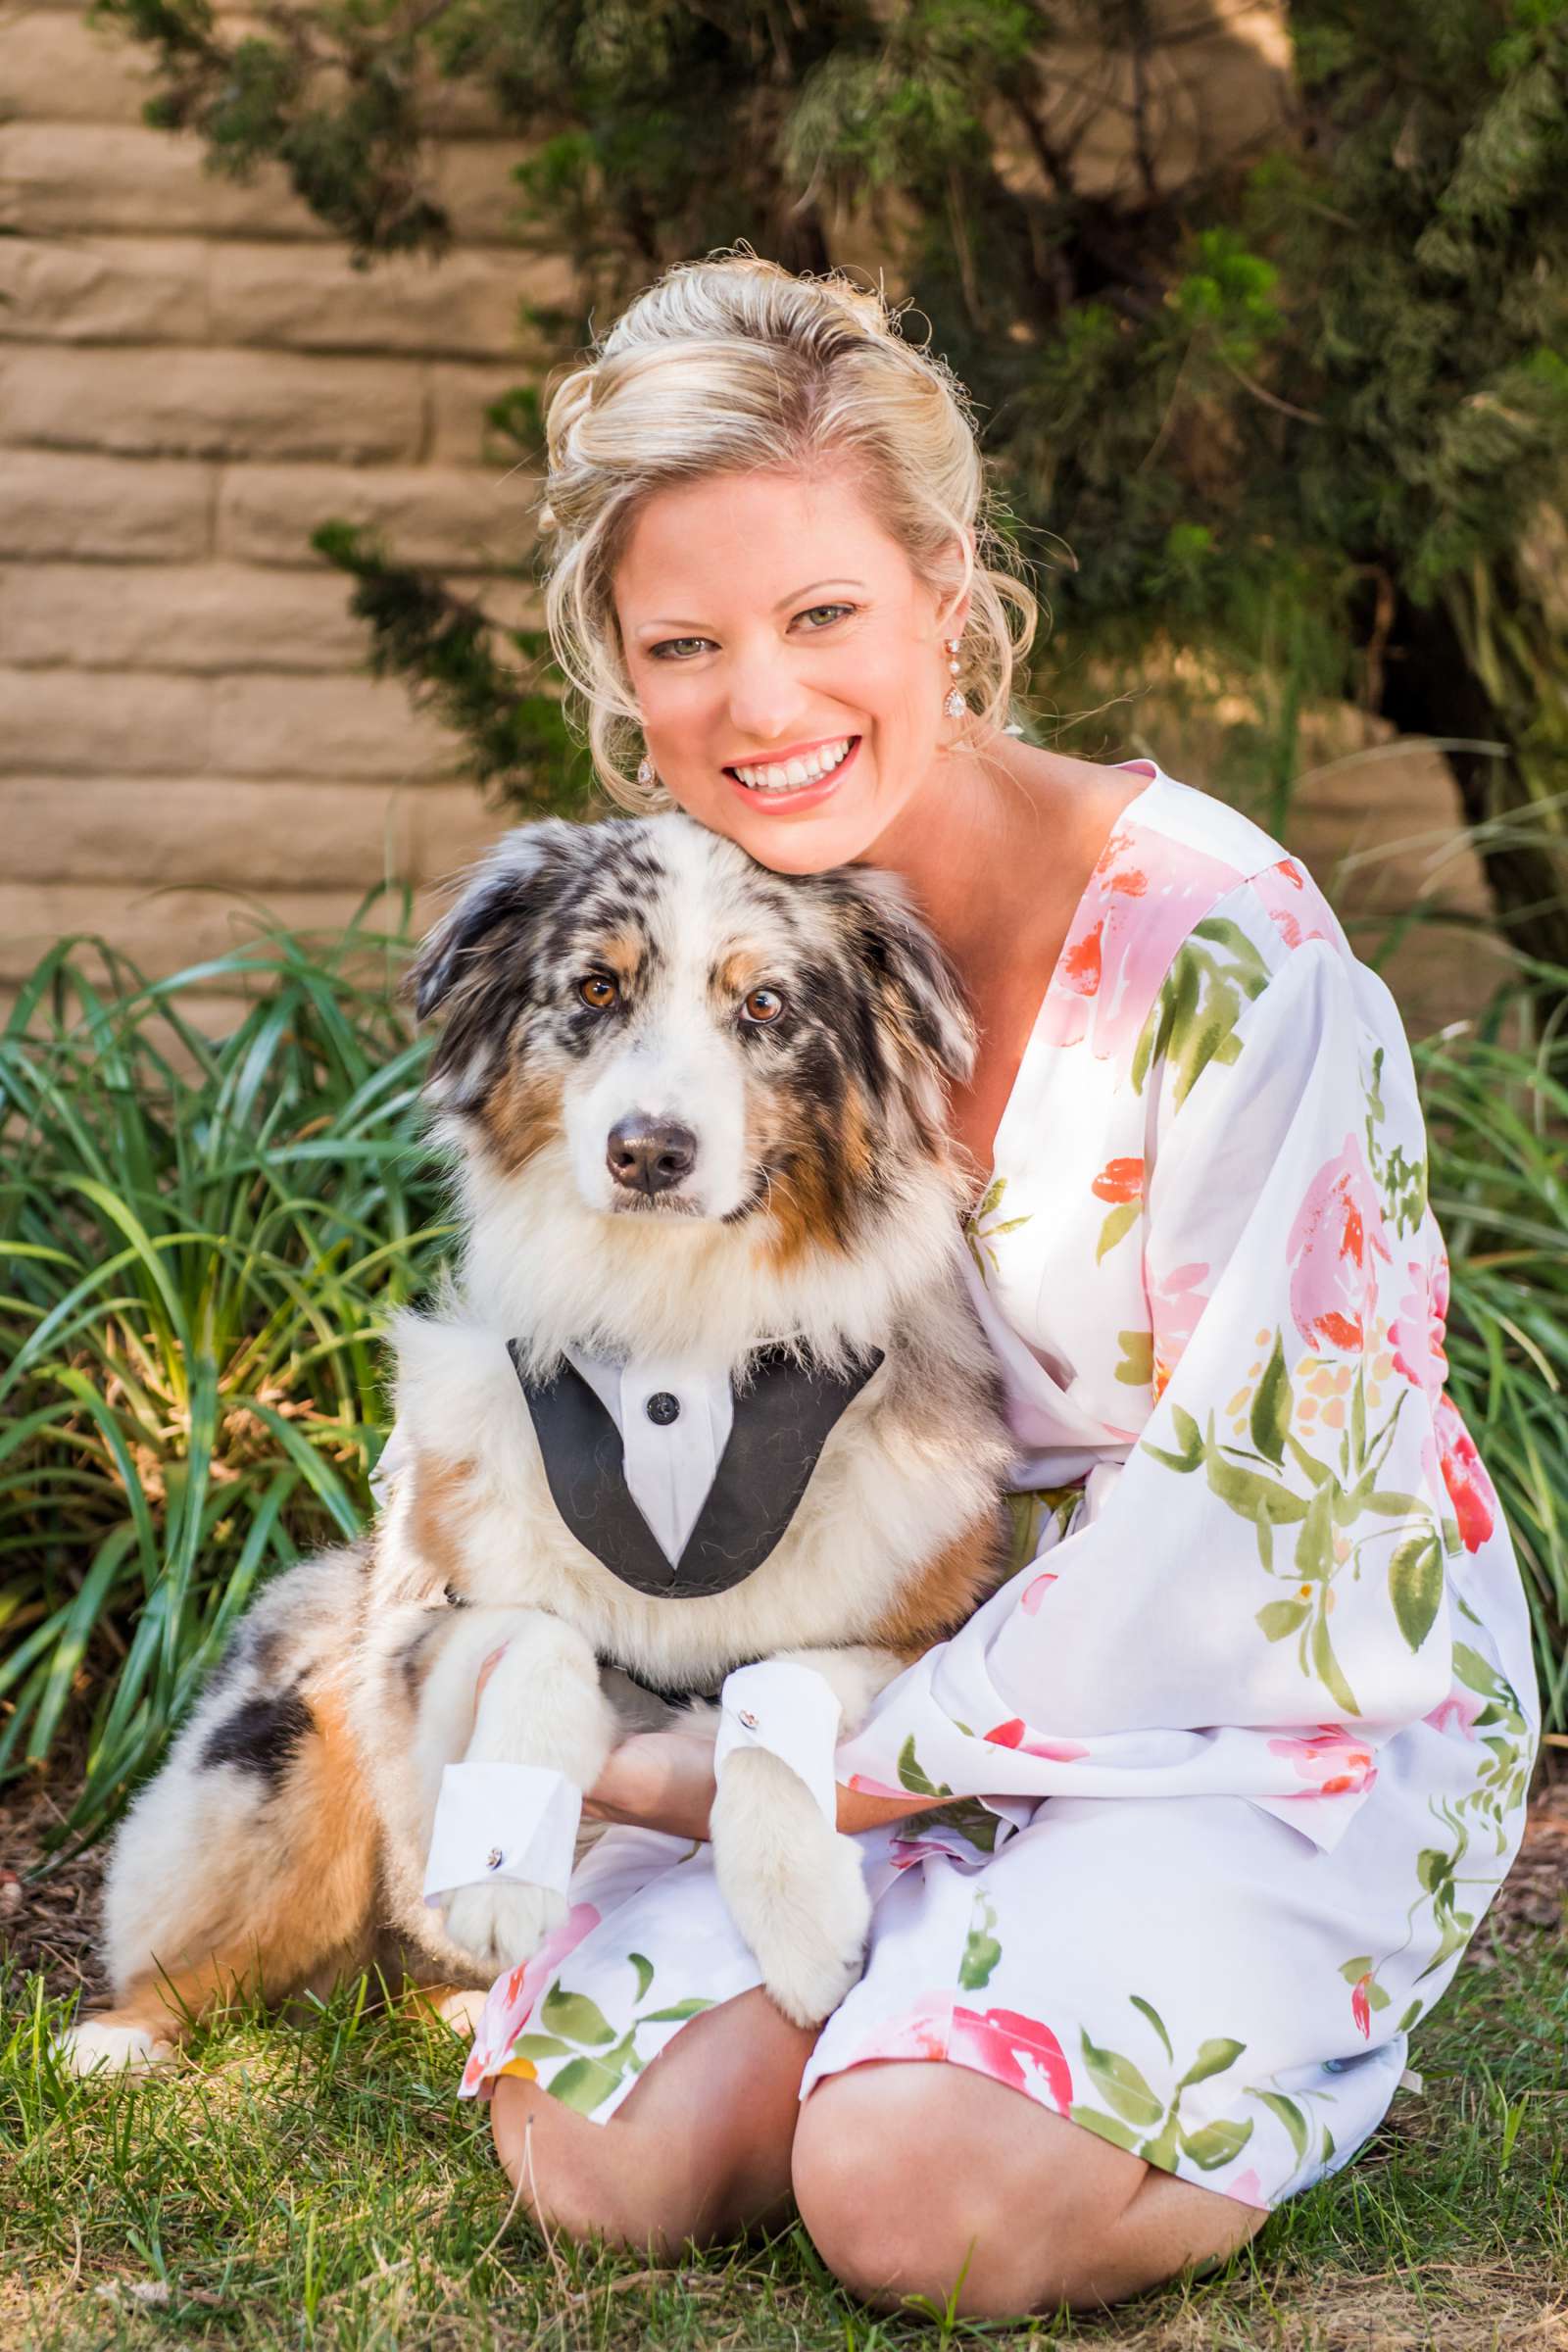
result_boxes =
[485,1847,503,1871]
[646,1392,680,1426]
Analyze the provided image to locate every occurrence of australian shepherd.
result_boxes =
[67,812,1014,2072]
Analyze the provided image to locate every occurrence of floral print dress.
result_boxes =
[459,763,1539,2213]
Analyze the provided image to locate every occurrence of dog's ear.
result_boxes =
[412,821,579,1023]
[835,869,977,1089]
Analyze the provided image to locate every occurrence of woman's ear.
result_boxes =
[938,527,976,644]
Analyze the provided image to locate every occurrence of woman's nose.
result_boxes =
[724,647,800,744]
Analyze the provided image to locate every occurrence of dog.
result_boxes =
[66,811,1015,2073]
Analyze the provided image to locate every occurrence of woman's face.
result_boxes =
[612,466,968,875]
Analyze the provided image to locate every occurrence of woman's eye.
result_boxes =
[742,987,786,1025]
[578,973,619,1010]
[648,637,711,662]
[648,607,855,661]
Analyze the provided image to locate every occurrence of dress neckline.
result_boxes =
[977,760,1169,1193]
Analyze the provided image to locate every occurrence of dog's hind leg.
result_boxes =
[65,1550,379,2075]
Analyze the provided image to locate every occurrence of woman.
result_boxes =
[456,254,1539,2317]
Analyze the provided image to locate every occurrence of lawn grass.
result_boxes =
[3,1904,1564,2351]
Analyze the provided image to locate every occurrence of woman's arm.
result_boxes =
[473,1643,947,1841]
[584,1727,948,1839]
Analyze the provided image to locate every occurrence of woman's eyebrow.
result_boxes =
[774,577,867,608]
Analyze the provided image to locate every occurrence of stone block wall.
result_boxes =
[0,0,539,1010]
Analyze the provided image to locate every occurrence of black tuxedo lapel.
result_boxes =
[509,1343,884,1597]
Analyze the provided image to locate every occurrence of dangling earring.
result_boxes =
[637,755,656,788]
[943,637,966,719]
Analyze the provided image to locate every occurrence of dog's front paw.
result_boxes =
[59,2019,176,2078]
[439,1881,564,1978]
[711,1748,872,2028]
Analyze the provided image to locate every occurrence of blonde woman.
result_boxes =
[458,254,1537,2318]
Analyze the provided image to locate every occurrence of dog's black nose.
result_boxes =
[607,1116,697,1196]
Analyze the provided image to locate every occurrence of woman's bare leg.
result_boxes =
[491,1984,817,2253]
[491,2003,1264,2311]
[792,2061,1266,2318]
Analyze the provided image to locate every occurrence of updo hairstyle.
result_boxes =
[536,251,1040,808]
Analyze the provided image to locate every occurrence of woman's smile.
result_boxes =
[725,734,862,812]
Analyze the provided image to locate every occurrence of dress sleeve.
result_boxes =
[834,916,1481,1853]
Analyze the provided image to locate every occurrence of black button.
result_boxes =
[646,1391,680,1426]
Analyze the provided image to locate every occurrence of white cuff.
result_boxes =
[712,1661,843,1827]
[421,1761,582,1907]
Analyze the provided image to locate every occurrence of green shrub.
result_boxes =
[1,923,1563,1846]
[1417,966,1568,1727]
[0,914,448,1844]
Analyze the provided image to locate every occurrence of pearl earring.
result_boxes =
[944,638,966,719]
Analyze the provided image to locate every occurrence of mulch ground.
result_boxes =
[1494,1753,1568,1935]
[5,1753,1565,2012]
[2,1765,103,2006]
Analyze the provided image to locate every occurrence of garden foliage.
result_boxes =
[0,920,448,1842]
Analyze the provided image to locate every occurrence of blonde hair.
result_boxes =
[537,251,1040,808]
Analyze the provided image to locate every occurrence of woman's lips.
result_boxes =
[724,735,861,814]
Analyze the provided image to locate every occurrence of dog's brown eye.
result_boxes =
[742,987,786,1025]
[579,973,618,1010]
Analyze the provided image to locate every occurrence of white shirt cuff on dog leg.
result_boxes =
[421,1761,583,1907]
[713,1661,843,1828]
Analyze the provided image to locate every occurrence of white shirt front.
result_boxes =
[373,1345,735,1573]
[562,1345,734,1568]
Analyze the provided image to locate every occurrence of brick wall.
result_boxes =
[0,0,537,1010]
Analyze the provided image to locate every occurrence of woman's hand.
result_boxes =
[584,1729,721,1840]
[832,1784,953,1835]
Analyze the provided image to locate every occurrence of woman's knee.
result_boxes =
[491,1985,816,2254]
[790,2063,1149,2317]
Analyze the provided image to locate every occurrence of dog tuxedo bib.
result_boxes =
[508,1340,884,1599]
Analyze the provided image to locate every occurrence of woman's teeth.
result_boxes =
[731,737,856,793]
